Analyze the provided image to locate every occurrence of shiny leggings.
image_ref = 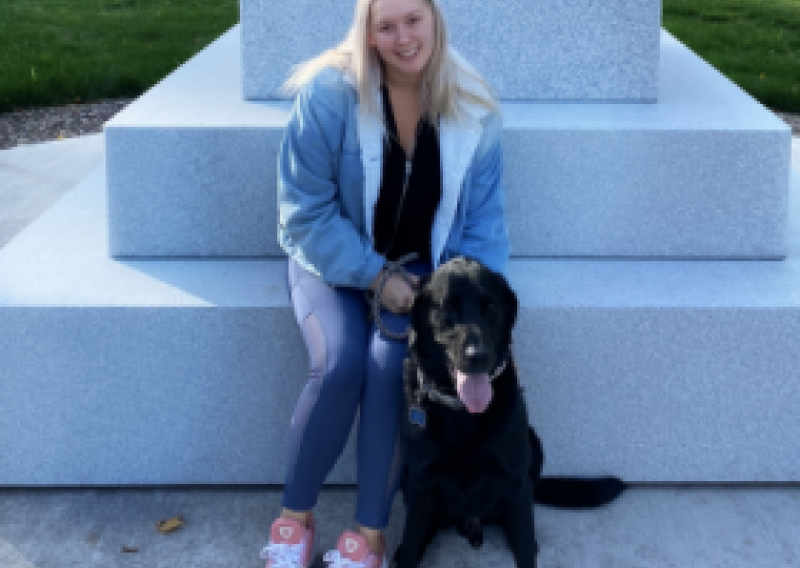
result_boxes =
[282,258,432,529]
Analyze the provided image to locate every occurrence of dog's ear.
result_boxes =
[409,273,433,356]
[502,276,519,330]
[410,273,432,324]
[480,263,518,330]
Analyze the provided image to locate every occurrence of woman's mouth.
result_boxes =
[395,46,420,61]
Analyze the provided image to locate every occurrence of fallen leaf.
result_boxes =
[156,516,184,534]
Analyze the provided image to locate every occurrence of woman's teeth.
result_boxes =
[397,47,419,59]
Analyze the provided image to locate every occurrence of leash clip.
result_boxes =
[409,370,431,429]
[408,403,427,429]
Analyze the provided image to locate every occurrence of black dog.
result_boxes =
[393,257,625,568]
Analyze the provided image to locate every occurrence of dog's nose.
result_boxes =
[465,344,488,367]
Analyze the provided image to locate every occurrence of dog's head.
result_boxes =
[410,257,518,414]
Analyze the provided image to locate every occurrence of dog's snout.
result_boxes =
[464,342,488,367]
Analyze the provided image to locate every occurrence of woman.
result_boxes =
[261,0,509,566]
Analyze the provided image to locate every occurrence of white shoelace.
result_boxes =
[261,541,304,568]
[323,549,370,568]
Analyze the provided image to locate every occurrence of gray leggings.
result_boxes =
[283,258,432,529]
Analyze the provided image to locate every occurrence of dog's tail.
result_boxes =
[534,476,627,508]
[528,427,627,508]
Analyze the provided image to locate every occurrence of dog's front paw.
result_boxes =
[392,545,415,568]
[455,516,483,549]
[440,483,467,513]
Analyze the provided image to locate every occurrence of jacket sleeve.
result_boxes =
[277,72,385,289]
[458,112,510,276]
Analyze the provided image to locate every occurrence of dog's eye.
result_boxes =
[437,298,460,326]
[480,296,496,315]
[444,298,460,317]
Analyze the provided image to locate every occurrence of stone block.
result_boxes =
[240,0,661,101]
[3,165,800,483]
[106,27,791,258]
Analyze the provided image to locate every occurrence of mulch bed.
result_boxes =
[0,99,133,150]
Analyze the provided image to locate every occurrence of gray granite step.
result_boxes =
[105,26,791,259]
[2,162,799,484]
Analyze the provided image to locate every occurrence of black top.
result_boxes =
[373,84,442,263]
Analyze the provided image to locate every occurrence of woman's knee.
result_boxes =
[288,259,370,393]
[296,308,367,399]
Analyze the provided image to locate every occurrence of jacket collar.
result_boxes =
[348,48,490,268]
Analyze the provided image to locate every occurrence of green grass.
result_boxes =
[0,0,239,113]
[662,0,800,112]
[0,0,798,113]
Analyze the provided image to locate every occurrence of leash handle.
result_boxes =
[370,252,418,340]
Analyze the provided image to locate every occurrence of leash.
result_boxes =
[368,252,419,340]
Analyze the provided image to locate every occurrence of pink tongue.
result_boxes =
[455,371,492,414]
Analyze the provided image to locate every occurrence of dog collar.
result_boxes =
[416,369,465,411]
[412,355,510,414]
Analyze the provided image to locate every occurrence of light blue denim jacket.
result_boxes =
[277,61,509,289]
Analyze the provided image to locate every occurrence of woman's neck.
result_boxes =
[382,67,422,93]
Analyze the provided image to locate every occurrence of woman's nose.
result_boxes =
[396,25,411,43]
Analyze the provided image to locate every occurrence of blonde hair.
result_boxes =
[282,0,497,124]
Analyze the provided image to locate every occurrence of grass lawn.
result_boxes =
[662,0,800,112]
[0,0,798,113]
[0,0,239,113]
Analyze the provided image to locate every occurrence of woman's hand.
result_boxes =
[370,271,419,314]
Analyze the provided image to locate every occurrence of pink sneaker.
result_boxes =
[260,516,316,568]
[323,530,387,568]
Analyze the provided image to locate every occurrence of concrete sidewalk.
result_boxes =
[2,135,800,568]
[2,485,800,568]
[0,134,105,249]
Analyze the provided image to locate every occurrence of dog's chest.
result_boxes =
[427,412,495,468]
[419,388,528,469]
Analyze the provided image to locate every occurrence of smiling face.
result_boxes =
[368,0,436,85]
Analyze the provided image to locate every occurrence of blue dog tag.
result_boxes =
[409,405,427,429]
